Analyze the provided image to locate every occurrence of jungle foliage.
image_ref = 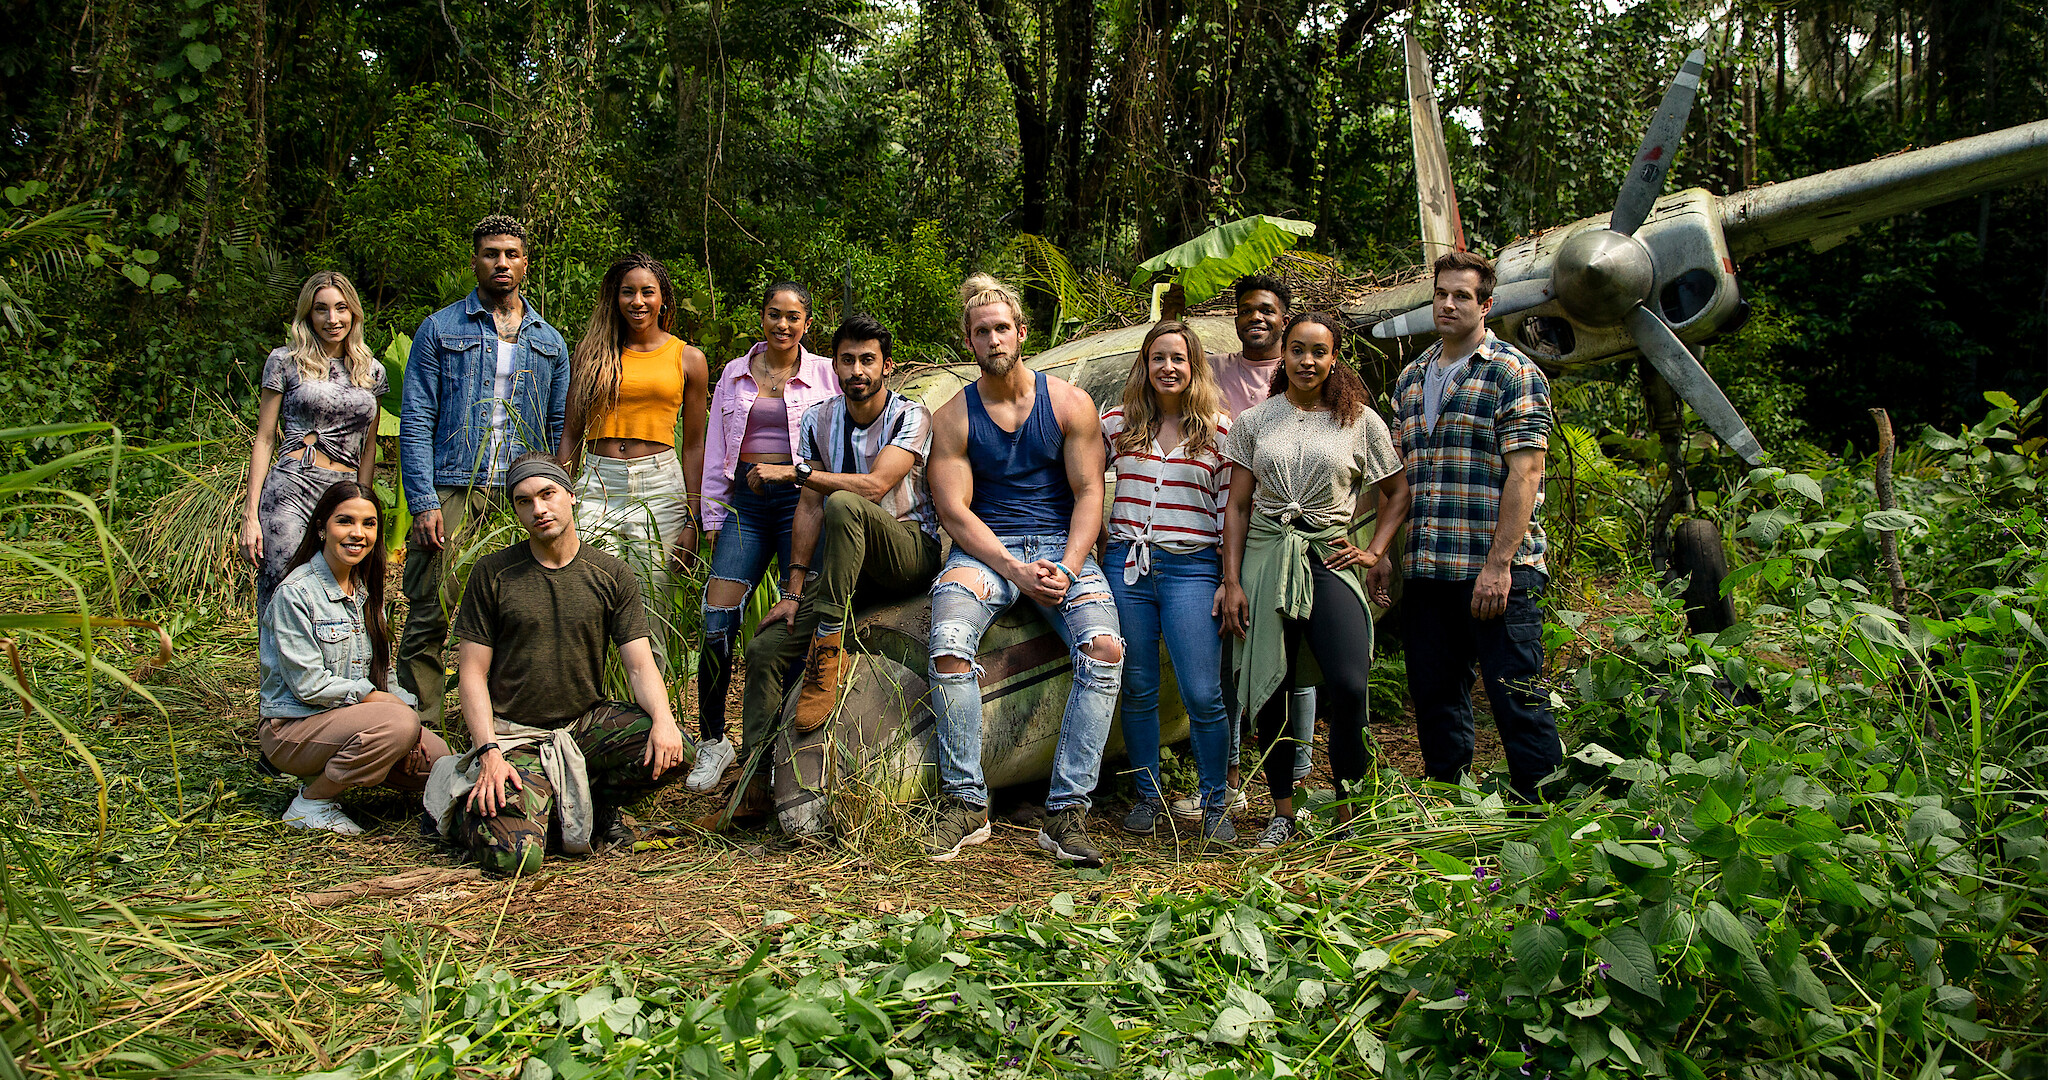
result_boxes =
[0,0,2043,455]
[2,391,2043,1078]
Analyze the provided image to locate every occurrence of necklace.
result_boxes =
[756,355,800,394]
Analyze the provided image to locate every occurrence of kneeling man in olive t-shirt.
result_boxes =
[436,453,688,876]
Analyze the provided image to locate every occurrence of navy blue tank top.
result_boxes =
[966,370,1076,535]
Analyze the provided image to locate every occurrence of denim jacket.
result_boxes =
[400,290,569,516]
[258,553,417,719]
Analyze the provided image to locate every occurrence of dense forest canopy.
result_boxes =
[1,0,2042,453]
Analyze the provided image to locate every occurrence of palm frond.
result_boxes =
[0,201,117,279]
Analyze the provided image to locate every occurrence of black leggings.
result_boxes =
[1255,559,1374,806]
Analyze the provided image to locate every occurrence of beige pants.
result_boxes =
[261,701,451,792]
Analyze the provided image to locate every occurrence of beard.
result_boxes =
[844,380,882,403]
[976,351,1019,377]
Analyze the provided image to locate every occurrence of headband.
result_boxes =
[504,458,573,497]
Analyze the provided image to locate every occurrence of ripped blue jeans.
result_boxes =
[928,536,1123,813]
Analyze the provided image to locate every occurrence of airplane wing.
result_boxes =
[1719,120,2048,260]
[1406,33,1466,259]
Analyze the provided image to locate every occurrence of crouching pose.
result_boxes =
[258,483,450,834]
[715,315,942,826]
[426,455,688,876]
[925,274,1123,868]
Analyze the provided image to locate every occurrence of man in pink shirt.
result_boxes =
[1210,275,1290,418]
[1172,273,1296,821]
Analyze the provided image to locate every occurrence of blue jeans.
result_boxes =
[699,465,801,741]
[1403,567,1562,802]
[1106,544,1231,811]
[929,536,1123,812]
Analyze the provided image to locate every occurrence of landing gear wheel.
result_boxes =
[1672,518,1734,635]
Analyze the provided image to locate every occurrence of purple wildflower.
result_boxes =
[1648,825,1665,839]
[1596,962,1611,978]
[952,993,961,1005]
[1544,907,1561,922]
[1455,988,1469,999]
[1473,865,1489,880]
[1488,880,1502,893]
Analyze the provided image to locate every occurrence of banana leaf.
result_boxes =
[1128,216,1316,308]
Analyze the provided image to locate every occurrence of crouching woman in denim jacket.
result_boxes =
[258,482,451,834]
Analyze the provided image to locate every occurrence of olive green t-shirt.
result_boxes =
[452,541,649,727]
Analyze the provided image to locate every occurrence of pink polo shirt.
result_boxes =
[1212,350,1284,419]
[700,342,839,533]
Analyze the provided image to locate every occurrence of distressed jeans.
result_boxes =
[928,536,1123,813]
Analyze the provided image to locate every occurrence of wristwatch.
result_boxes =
[794,461,814,487]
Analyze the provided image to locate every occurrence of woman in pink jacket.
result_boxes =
[685,282,840,791]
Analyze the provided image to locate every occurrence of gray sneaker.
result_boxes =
[1202,810,1237,848]
[1254,815,1297,849]
[1122,797,1162,835]
[1037,807,1104,868]
[926,798,992,861]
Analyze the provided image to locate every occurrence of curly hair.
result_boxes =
[472,214,529,252]
[1267,312,1367,426]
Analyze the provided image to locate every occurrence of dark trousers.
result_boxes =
[1402,568,1562,802]
[1254,561,1374,806]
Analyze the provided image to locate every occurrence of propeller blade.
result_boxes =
[1485,277,1557,320]
[1370,302,1436,340]
[1610,48,1707,237]
[1623,303,1765,464]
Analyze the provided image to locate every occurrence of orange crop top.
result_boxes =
[593,337,687,443]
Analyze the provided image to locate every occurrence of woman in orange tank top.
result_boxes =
[560,254,711,675]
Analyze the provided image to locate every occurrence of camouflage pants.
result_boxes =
[449,703,688,876]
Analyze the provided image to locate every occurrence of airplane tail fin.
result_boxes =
[1406,33,1466,260]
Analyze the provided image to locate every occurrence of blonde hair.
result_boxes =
[958,273,1025,337]
[564,254,676,457]
[1117,321,1225,459]
[286,272,378,387]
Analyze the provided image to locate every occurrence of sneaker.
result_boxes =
[1122,797,1162,835]
[1254,815,1296,849]
[685,737,736,793]
[926,798,992,860]
[1037,807,1104,868]
[1169,785,1247,821]
[1202,809,1237,847]
[283,792,364,835]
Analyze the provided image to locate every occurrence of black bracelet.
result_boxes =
[787,562,812,574]
[474,742,500,757]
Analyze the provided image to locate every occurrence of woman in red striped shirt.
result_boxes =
[1100,321,1237,844]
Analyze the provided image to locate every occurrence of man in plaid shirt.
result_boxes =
[1386,251,1562,804]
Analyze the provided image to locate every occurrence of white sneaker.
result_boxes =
[1169,785,1249,821]
[282,792,365,835]
[685,737,736,793]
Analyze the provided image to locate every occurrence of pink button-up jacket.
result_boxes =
[701,341,840,532]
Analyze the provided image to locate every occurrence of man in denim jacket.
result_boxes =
[397,215,570,725]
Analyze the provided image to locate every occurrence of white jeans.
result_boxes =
[575,449,691,672]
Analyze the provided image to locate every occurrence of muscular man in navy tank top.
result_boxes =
[921,273,1125,869]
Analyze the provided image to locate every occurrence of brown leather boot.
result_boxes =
[693,773,773,833]
[791,628,846,732]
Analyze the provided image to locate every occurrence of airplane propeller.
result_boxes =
[1374,47,1766,465]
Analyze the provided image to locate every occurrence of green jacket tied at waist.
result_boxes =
[1233,509,1372,725]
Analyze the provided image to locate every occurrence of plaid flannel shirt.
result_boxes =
[1393,331,1552,581]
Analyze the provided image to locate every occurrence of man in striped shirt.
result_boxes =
[1391,251,1562,805]
[723,315,943,825]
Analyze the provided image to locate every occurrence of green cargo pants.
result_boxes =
[449,702,689,876]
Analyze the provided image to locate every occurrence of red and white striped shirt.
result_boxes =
[1101,407,1233,583]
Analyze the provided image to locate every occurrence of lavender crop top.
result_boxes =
[739,394,791,454]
